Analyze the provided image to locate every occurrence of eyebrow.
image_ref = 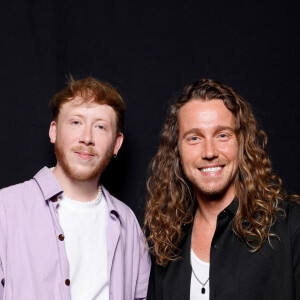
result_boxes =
[71,114,109,122]
[182,125,236,139]
[70,113,84,118]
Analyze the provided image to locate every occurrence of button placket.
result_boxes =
[48,196,70,296]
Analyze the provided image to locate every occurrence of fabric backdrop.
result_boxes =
[0,0,299,222]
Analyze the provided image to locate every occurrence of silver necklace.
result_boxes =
[190,211,209,294]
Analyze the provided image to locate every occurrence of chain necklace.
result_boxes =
[190,210,209,294]
[190,255,209,294]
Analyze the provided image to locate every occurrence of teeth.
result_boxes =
[201,167,222,173]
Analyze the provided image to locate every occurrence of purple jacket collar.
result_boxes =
[33,166,125,224]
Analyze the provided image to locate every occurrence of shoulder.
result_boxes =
[276,199,300,238]
[280,199,300,218]
[0,179,39,205]
[0,167,61,207]
[283,199,300,230]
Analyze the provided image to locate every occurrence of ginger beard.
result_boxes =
[54,141,115,182]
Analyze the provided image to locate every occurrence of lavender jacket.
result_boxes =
[0,167,150,300]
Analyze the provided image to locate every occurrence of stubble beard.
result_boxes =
[193,179,234,201]
[54,142,114,182]
[191,169,238,201]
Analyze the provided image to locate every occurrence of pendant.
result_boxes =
[201,287,205,294]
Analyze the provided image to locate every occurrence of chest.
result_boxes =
[151,223,294,300]
[192,223,215,263]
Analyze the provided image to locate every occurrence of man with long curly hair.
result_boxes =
[144,79,300,299]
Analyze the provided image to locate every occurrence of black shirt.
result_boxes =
[147,199,300,299]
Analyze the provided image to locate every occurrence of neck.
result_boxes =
[52,165,100,202]
[195,188,235,225]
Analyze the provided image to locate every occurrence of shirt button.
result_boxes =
[214,244,219,249]
[65,279,70,286]
[58,234,65,241]
[51,196,58,202]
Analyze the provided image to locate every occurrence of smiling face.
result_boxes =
[49,97,123,182]
[178,99,239,202]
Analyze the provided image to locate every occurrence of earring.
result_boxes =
[113,153,117,158]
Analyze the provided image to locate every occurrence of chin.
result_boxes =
[62,164,102,182]
[195,183,232,199]
[69,170,100,182]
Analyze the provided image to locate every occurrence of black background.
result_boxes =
[0,1,299,223]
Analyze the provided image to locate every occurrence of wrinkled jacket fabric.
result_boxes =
[147,199,300,300]
[0,167,150,300]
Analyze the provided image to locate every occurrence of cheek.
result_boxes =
[218,139,238,156]
[95,133,113,144]
[224,144,239,164]
[179,146,196,169]
[56,131,76,147]
[94,137,115,154]
[61,126,80,140]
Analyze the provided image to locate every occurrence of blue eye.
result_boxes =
[73,121,80,125]
[97,125,104,130]
[188,136,200,143]
[218,133,231,140]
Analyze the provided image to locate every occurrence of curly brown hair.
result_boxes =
[144,79,298,266]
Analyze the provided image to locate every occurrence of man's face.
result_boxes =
[49,97,123,182]
[178,99,239,201]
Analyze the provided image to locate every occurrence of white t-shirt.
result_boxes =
[57,189,109,300]
[190,249,210,300]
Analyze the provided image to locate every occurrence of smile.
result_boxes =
[200,166,223,173]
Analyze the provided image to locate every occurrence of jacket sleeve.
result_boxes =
[146,261,156,299]
[293,227,300,298]
[0,194,4,300]
[291,205,300,299]
[134,231,151,300]
[0,260,4,300]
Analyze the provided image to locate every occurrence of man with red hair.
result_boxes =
[0,77,150,300]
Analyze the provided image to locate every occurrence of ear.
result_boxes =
[113,133,124,155]
[49,121,57,144]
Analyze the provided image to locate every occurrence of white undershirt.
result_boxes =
[57,190,109,300]
[190,249,210,300]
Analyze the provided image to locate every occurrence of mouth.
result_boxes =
[199,165,224,174]
[74,151,95,159]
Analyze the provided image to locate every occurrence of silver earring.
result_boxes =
[113,153,117,158]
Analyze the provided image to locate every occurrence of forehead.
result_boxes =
[57,97,117,128]
[178,99,236,131]
[59,97,117,120]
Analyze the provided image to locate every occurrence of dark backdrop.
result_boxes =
[0,1,299,223]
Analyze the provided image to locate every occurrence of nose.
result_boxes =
[79,125,95,146]
[202,138,218,160]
